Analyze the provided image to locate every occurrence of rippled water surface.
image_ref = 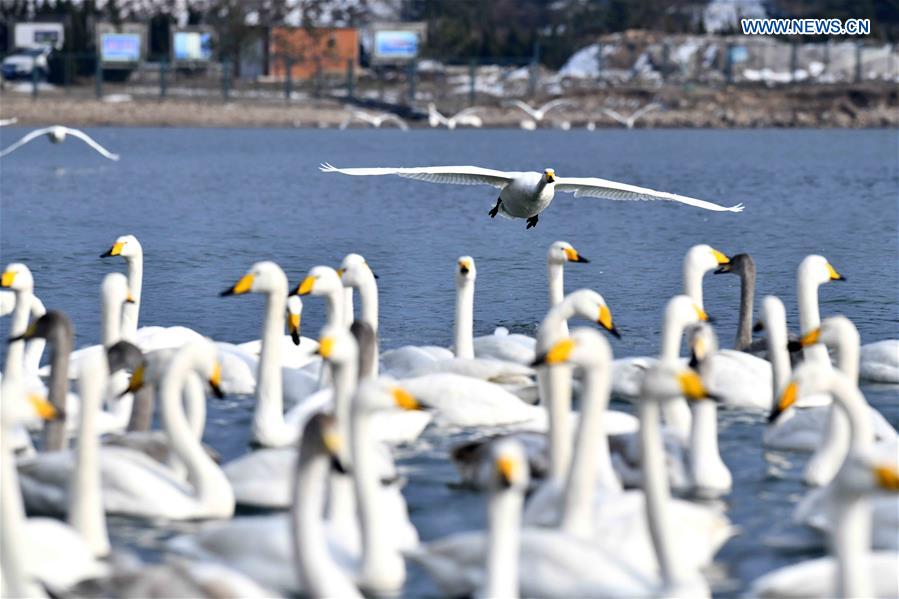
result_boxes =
[1,127,897,596]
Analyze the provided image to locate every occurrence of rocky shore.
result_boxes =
[1,82,895,129]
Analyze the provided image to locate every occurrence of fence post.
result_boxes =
[407,58,417,105]
[346,58,354,99]
[95,56,103,99]
[65,51,73,94]
[284,57,292,102]
[468,59,476,107]
[724,42,733,84]
[159,60,167,99]
[222,58,231,101]
[854,42,862,82]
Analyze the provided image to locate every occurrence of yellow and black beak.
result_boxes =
[208,362,224,399]
[826,262,845,282]
[693,304,711,323]
[544,169,556,184]
[8,320,39,343]
[29,393,63,421]
[800,328,821,348]
[125,363,146,395]
[100,241,125,258]
[317,336,334,359]
[292,275,317,297]
[710,248,731,267]
[597,304,620,339]
[874,465,899,492]
[319,415,347,474]
[458,259,472,275]
[769,381,799,423]
[392,386,422,411]
[496,454,519,488]
[221,273,254,297]
[564,247,589,263]
[677,370,716,402]
[1,270,16,288]
[125,291,136,304]
[288,313,302,346]
[532,338,574,367]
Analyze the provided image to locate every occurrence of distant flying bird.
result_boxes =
[339,110,408,131]
[320,163,744,229]
[601,103,661,129]
[0,117,18,127]
[427,104,483,130]
[506,99,574,128]
[0,125,120,160]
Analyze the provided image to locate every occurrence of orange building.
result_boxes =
[268,27,358,80]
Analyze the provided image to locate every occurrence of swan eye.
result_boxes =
[1,270,16,287]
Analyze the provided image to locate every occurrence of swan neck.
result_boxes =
[540,366,573,481]
[122,254,142,341]
[4,289,32,380]
[454,280,475,359]
[127,384,155,432]
[343,287,355,328]
[100,290,122,348]
[798,271,828,365]
[357,278,379,333]
[683,263,704,308]
[326,289,345,329]
[43,331,72,452]
[254,290,286,443]
[547,261,564,308]
[483,482,522,599]
[832,493,872,598]
[688,400,728,494]
[736,267,755,350]
[765,309,792,396]
[561,364,619,537]
[69,356,110,557]
[835,327,860,383]
[639,400,680,587]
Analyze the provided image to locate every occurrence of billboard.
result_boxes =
[369,23,426,64]
[173,30,214,63]
[100,33,141,63]
[15,23,65,50]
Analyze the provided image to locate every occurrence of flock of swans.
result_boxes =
[1,227,897,598]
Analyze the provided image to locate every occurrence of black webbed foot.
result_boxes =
[526,215,539,229]
[488,198,502,218]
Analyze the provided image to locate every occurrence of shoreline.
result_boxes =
[1,82,896,128]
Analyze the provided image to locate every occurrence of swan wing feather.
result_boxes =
[555,176,744,212]
[320,163,514,188]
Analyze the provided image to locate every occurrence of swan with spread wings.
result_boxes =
[0,125,119,160]
[320,163,744,229]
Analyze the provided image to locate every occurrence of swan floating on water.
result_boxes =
[320,163,744,229]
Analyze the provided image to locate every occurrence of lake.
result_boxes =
[1,127,897,596]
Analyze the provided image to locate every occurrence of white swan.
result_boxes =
[408,364,716,597]
[601,102,661,129]
[235,295,320,369]
[2,356,111,598]
[320,163,743,229]
[0,125,120,160]
[170,378,423,596]
[750,364,899,598]
[506,98,574,125]
[339,252,380,373]
[339,109,408,130]
[525,328,733,569]
[19,339,234,520]
[859,339,899,384]
[427,103,483,129]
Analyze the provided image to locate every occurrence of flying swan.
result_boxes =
[0,125,120,160]
[320,163,744,229]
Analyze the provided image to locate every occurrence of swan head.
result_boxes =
[685,244,731,276]
[0,384,59,427]
[48,126,66,143]
[355,379,423,413]
[532,327,611,369]
[317,325,358,366]
[287,295,303,345]
[221,261,288,296]
[338,253,378,287]
[8,310,73,346]
[1,262,34,292]
[799,255,845,288]
[548,241,589,265]
[182,339,225,399]
[100,234,142,259]
[561,289,620,339]
[641,363,713,403]
[685,321,719,371]
[768,361,834,422]
[491,439,529,491]
[798,315,858,355]
[292,266,342,297]
[102,272,134,309]
[666,294,709,331]
[543,168,556,184]
[714,252,754,276]
[759,295,787,335]
[107,340,146,394]
[456,256,476,282]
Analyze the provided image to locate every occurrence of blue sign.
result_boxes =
[374,30,419,60]
[101,33,141,62]
[174,31,213,62]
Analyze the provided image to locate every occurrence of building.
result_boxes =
[268,27,358,80]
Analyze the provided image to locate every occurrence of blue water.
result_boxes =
[1,127,897,596]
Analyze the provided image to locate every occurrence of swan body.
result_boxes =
[0,125,120,160]
[321,163,743,228]
[859,339,899,383]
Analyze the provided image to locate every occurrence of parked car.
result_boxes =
[2,46,51,81]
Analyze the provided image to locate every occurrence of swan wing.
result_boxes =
[320,163,514,188]
[63,127,120,160]
[507,100,539,120]
[380,113,409,131]
[537,98,574,115]
[0,127,54,158]
[631,102,661,120]
[555,176,744,212]
[600,108,628,126]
